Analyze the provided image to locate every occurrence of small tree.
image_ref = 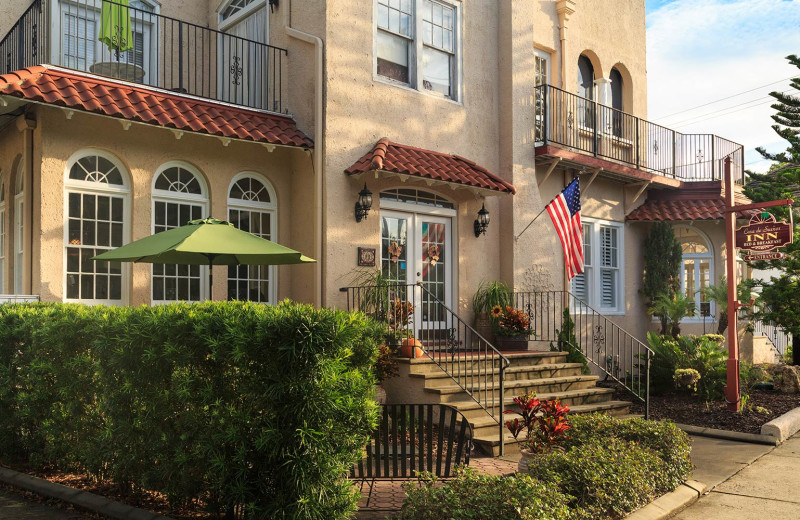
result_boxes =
[642,222,683,334]
[648,293,696,338]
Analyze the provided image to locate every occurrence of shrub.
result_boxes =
[527,438,668,520]
[647,333,727,400]
[551,308,590,374]
[396,467,576,520]
[0,301,383,520]
[562,414,692,491]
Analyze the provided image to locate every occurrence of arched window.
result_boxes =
[65,151,130,303]
[14,162,24,294]
[577,55,595,129]
[676,226,713,318]
[151,163,209,303]
[0,172,6,294]
[227,174,277,303]
[610,67,624,137]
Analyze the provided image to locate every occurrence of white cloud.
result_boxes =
[647,0,800,171]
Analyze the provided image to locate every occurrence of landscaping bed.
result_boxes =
[619,386,800,435]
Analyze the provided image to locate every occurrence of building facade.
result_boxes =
[0,0,753,356]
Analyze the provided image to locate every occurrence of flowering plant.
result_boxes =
[492,306,534,337]
[504,393,571,453]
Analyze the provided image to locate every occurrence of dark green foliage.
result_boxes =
[646,333,727,401]
[396,467,576,520]
[551,308,589,374]
[526,438,670,520]
[0,301,383,519]
[743,55,800,365]
[563,414,693,491]
[642,223,683,333]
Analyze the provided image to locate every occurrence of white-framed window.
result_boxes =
[151,163,209,304]
[64,150,130,304]
[534,48,550,141]
[227,173,277,303]
[571,219,624,313]
[676,226,714,319]
[0,172,5,294]
[58,0,157,80]
[14,163,24,294]
[375,0,462,101]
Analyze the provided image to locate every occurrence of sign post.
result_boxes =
[723,158,794,411]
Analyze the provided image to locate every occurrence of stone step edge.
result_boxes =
[0,466,171,520]
[449,387,616,412]
[428,375,599,395]
[469,401,633,430]
[397,351,570,365]
[409,363,585,380]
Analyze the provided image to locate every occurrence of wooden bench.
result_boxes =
[351,403,473,508]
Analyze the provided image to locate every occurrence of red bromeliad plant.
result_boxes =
[503,393,571,453]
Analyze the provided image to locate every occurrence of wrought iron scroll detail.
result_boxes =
[230,56,243,86]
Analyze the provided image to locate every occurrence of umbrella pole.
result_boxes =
[206,254,217,302]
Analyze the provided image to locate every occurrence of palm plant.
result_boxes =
[648,292,696,338]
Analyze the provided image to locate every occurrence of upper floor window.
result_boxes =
[376,0,461,101]
[571,219,624,313]
[577,55,594,100]
[610,67,623,112]
[220,0,261,20]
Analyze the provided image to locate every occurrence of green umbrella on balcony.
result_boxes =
[93,218,315,298]
[99,0,134,58]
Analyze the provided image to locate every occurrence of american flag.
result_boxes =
[546,178,584,280]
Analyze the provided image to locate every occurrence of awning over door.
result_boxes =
[345,138,516,195]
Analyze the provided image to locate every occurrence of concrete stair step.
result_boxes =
[402,351,571,375]
[451,387,617,421]
[427,375,599,402]
[410,363,585,387]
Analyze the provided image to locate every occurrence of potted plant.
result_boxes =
[472,281,512,342]
[388,299,423,358]
[492,305,535,350]
[503,393,571,473]
[374,342,399,403]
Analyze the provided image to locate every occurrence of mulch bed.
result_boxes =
[601,382,800,435]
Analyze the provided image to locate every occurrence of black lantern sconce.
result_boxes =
[354,183,373,222]
[269,0,279,13]
[474,203,490,237]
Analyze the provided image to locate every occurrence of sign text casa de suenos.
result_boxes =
[735,212,793,252]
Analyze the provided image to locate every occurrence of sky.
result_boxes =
[645,0,800,172]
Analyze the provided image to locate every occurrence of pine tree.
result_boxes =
[641,221,683,335]
[744,55,800,365]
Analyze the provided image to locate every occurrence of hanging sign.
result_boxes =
[735,212,793,252]
[743,251,785,262]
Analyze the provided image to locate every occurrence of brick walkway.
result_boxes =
[354,454,519,519]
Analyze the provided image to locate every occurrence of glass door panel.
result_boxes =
[417,216,451,337]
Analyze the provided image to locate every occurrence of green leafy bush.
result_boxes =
[396,467,576,520]
[526,438,668,520]
[647,333,727,400]
[551,308,590,374]
[0,301,383,520]
[562,414,693,491]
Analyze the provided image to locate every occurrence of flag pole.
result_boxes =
[514,205,549,242]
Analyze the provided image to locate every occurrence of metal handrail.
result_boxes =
[340,283,510,455]
[512,290,651,418]
[1,0,288,112]
[536,84,745,185]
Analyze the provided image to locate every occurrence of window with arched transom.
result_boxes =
[675,226,714,318]
[151,163,209,304]
[64,150,130,303]
[227,174,277,303]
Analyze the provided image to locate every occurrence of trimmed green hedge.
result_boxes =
[396,467,577,520]
[0,301,383,519]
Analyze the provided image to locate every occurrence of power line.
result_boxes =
[653,75,796,121]
[669,89,793,129]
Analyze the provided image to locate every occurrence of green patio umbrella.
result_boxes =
[99,0,134,59]
[93,218,315,297]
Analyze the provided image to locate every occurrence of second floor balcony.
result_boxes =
[1,0,287,112]
[535,84,745,185]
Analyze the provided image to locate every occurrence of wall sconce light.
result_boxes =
[269,0,279,13]
[355,183,373,222]
[474,203,490,237]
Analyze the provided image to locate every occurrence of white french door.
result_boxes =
[381,210,453,336]
[219,3,268,109]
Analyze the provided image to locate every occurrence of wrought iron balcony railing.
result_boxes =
[536,84,745,184]
[1,0,287,112]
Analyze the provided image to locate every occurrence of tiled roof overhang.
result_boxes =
[627,183,759,221]
[0,66,313,148]
[346,138,516,195]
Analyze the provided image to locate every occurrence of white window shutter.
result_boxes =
[600,269,617,308]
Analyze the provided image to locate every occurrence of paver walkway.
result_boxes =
[673,433,800,520]
[355,455,517,519]
[0,489,87,519]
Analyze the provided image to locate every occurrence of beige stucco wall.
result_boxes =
[27,105,315,305]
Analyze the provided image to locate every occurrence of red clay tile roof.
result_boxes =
[627,185,759,221]
[0,66,313,148]
[345,138,516,194]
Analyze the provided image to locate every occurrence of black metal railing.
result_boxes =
[1,0,287,112]
[752,319,792,359]
[340,283,510,454]
[512,290,651,417]
[536,84,745,184]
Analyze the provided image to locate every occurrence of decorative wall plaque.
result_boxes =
[358,247,376,267]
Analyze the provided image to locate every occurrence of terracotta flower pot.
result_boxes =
[517,447,535,474]
[400,338,424,358]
